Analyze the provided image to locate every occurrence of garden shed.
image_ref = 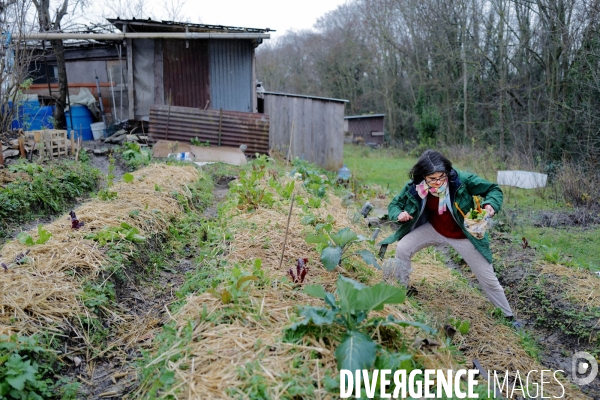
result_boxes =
[262,92,348,171]
[344,114,385,145]
[24,18,272,122]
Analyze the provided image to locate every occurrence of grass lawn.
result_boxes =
[343,144,416,190]
[521,225,600,271]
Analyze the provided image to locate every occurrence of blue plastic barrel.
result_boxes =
[66,105,93,141]
[28,105,54,130]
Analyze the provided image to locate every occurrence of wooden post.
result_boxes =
[18,136,26,158]
[0,145,4,167]
[278,193,295,270]
[70,130,75,155]
[127,38,135,121]
[218,108,222,147]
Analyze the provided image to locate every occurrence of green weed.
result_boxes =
[0,159,100,241]
[0,334,79,399]
[120,142,152,170]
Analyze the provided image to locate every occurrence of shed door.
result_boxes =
[162,39,210,109]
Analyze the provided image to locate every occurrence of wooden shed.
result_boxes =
[24,19,272,123]
[344,114,386,145]
[263,92,348,171]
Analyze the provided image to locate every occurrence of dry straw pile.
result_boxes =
[0,164,199,339]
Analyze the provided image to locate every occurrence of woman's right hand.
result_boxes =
[397,211,413,222]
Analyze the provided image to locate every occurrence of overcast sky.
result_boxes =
[80,0,349,40]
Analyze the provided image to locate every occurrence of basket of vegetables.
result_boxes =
[455,196,489,239]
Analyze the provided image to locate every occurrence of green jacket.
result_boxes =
[379,169,503,263]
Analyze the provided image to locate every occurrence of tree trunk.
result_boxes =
[51,39,67,129]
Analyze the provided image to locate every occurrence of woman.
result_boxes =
[379,150,518,323]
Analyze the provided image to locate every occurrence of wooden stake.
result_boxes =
[278,193,295,269]
[75,137,81,161]
[0,144,4,167]
[18,136,26,158]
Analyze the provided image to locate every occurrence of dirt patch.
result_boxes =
[203,175,236,219]
[0,170,31,186]
[533,209,600,228]
[82,141,128,181]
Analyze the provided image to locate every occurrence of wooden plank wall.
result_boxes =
[264,94,344,171]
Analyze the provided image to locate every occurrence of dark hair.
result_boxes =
[409,150,452,183]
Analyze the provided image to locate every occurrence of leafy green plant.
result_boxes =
[231,161,275,210]
[121,142,152,170]
[207,259,264,304]
[0,160,100,241]
[80,281,116,314]
[306,227,379,271]
[307,197,322,208]
[0,334,78,399]
[8,163,44,175]
[123,173,134,183]
[85,222,146,245]
[98,155,118,200]
[16,225,52,246]
[190,137,210,147]
[268,178,295,200]
[448,317,471,335]
[290,159,330,198]
[290,276,435,371]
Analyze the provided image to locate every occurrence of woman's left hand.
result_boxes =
[484,204,495,217]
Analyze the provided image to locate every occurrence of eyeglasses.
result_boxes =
[425,174,447,184]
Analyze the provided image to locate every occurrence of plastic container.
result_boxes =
[90,122,106,140]
[66,105,93,141]
[28,105,54,130]
[337,164,351,181]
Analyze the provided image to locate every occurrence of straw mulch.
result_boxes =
[538,263,600,308]
[156,178,464,399]
[411,257,591,399]
[0,164,199,337]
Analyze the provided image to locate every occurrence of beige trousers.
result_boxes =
[394,222,513,317]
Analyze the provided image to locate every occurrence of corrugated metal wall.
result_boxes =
[148,105,269,154]
[209,40,253,113]
[162,39,211,109]
[264,93,345,171]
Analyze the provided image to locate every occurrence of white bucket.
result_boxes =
[90,122,106,140]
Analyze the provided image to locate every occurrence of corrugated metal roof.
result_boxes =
[148,105,269,154]
[263,91,349,103]
[107,18,273,34]
[209,40,253,112]
[344,114,385,119]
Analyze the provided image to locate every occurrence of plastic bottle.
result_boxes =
[337,164,351,181]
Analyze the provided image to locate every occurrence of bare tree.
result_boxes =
[101,0,150,19]
[0,0,38,132]
[161,0,188,22]
[31,0,89,128]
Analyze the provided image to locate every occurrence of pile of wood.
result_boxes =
[0,129,81,166]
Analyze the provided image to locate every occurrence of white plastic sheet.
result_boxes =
[65,87,100,119]
[497,170,548,189]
